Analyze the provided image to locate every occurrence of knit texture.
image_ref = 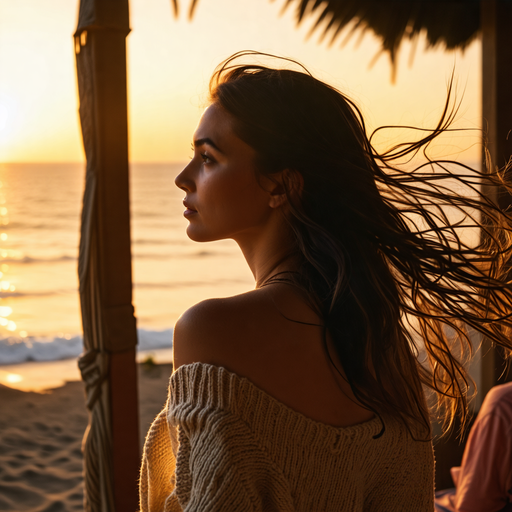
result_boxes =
[140,363,435,512]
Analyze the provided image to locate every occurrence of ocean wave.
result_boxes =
[133,238,174,246]
[2,251,219,264]
[131,211,168,219]
[3,220,79,231]
[134,278,247,289]
[133,250,229,260]
[132,253,174,261]
[0,328,173,365]
[135,281,207,289]
[0,255,77,264]
[0,290,65,299]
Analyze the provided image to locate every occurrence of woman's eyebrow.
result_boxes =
[194,137,224,153]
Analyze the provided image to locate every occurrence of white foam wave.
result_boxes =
[0,328,173,365]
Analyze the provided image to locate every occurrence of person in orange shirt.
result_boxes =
[436,383,512,512]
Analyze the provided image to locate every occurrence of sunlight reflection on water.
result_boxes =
[0,162,253,340]
[0,161,482,361]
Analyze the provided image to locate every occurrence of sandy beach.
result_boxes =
[0,362,173,512]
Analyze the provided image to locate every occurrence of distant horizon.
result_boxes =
[0,158,484,168]
[0,161,189,165]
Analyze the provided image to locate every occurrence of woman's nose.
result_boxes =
[175,162,195,192]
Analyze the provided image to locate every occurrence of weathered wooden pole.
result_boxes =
[479,0,512,400]
[74,0,140,510]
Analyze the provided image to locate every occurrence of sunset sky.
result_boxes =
[0,0,482,164]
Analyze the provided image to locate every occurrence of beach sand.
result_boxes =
[0,362,173,512]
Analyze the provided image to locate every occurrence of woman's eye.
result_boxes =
[200,153,213,164]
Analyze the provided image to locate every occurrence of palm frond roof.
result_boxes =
[173,0,480,65]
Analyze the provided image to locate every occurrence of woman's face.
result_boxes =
[175,103,276,243]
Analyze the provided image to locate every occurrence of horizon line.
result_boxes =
[0,161,189,165]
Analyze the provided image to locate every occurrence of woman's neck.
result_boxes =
[234,219,297,288]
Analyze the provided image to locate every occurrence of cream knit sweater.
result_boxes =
[139,363,434,512]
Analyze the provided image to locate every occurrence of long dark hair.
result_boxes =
[209,51,512,437]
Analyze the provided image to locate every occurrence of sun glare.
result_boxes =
[0,0,480,164]
[0,93,18,141]
[0,0,83,163]
[0,371,23,385]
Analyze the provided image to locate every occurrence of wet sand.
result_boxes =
[0,363,172,512]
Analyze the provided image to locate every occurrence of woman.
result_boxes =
[140,52,512,512]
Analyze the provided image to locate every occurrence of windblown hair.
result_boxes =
[209,51,512,438]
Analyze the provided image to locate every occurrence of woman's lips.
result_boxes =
[183,200,197,217]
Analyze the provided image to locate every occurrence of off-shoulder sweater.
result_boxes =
[139,363,435,512]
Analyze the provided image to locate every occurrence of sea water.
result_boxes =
[0,162,254,388]
[0,161,481,390]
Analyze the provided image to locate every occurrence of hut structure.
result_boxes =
[74,1,139,511]
[73,0,512,509]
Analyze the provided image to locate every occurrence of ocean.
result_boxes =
[0,161,481,391]
[0,162,254,389]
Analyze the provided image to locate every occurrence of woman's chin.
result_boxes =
[185,226,217,243]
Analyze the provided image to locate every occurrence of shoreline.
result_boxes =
[0,348,173,393]
[0,362,173,512]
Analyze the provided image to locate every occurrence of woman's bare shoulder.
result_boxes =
[172,286,375,427]
[172,289,273,371]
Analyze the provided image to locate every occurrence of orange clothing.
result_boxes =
[435,383,512,512]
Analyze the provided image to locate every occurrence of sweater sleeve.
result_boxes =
[173,408,294,512]
[140,407,181,512]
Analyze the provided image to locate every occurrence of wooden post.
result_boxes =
[75,0,140,510]
[87,16,141,512]
[480,0,512,400]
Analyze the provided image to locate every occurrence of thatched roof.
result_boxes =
[173,0,480,66]
[281,0,480,63]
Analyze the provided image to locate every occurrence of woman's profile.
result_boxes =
[139,51,512,512]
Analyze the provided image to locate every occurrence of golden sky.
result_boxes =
[0,0,481,163]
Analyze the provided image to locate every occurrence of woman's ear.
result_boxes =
[268,169,303,209]
[268,181,287,208]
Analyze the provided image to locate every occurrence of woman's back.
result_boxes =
[173,283,375,427]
